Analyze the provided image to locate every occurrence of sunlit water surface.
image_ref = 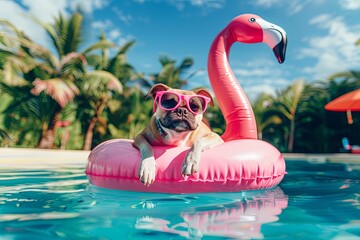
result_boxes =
[1,160,359,239]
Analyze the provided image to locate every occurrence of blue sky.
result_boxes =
[2,0,360,100]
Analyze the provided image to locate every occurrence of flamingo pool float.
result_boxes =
[86,14,287,193]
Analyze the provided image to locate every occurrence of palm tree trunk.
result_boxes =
[38,129,55,149]
[83,100,104,150]
[83,116,97,151]
[38,109,61,149]
[288,118,295,152]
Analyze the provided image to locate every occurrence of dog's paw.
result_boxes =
[138,157,156,186]
[182,149,201,176]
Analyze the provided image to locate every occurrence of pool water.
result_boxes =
[1,160,359,239]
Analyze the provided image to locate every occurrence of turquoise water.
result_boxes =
[1,160,359,239]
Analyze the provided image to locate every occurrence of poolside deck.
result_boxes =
[1,148,89,168]
[283,153,360,164]
[1,148,359,166]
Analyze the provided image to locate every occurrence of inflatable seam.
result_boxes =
[86,171,285,182]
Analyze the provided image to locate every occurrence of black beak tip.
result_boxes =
[273,39,287,64]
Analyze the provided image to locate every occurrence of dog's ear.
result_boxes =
[194,88,215,107]
[147,84,170,99]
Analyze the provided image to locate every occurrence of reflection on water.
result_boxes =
[79,186,289,239]
[133,187,288,239]
[1,161,360,239]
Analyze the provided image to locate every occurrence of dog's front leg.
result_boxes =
[182,133,223,176]
[133,134,156,186]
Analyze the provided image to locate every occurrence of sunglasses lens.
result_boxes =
[160,92,179,109]
[189,96,206,114]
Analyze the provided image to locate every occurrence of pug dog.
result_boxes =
[133,83,224,186]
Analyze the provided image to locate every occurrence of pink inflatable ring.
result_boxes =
[86,14,287,193]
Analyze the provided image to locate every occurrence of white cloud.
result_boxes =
[108,29,121,40]
[230,59,290,100]
[339,0,360,10]
[252,0,282,8]
[233,67,282,77]
[300,15,360,79]
[190,0,224,9]
[242,74,292,101]
[92,20,113,29]
[88,16,133,47]
[0,0,109,49]
[21,0,68,23]
[245,84,278,101]
[189,57,291,100]
[68,0,110,13]
[308,14,333,28]
[113,7,133,25]
[288,1,306,15]
[163,0,225,11]
[0,1,48,46]
[252,0,324,15]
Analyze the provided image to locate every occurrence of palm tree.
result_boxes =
[28,12,92,148]
[0,12,121,149]
[270,80,305,152]
[252,93,282,140]
[85,32,136,84]
[294,82,329,152]
[327,71,360,91]
[80,33,143,149]
[151,55,194,89]
[0,20,58,147]
[76,70,123,150]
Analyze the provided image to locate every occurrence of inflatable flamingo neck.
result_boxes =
[208,14,287,141]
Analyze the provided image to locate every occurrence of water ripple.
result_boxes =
[0,161,359,239]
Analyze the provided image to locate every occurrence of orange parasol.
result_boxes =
[325,89,360,124]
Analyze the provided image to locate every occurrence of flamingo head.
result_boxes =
[228,14,287,63]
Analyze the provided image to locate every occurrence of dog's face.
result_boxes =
[148,84,214,133]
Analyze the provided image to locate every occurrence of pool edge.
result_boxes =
[1,148,359,165]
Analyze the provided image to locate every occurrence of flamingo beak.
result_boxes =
[272,33,287,63]
[256,19,287,63]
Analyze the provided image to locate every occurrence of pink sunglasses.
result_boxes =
[154,91,211,115]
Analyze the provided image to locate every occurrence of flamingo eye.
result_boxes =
[249,18,256,23]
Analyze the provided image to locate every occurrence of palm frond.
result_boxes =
[159,55,175,66]
[0,19,23,36]
[60,52,86,66]
[29,15,62,56]
[85,54,103,69]
[63,12,83,55]
[260,115,282,129]
[108,42,135,71]
[0,19,57,66]
[0,82,32,100]
[31,78,79,107]
[179,57,194,70]
[84,70,123,94]
[328,71,352,81]
[83,40,116,55]
[0,128,11,142]
[117,40,136,55]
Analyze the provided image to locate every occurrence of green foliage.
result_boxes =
[204,98,225,136]
[0,10,359,153]
[151,55,193,89]
[258,73,360,153]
